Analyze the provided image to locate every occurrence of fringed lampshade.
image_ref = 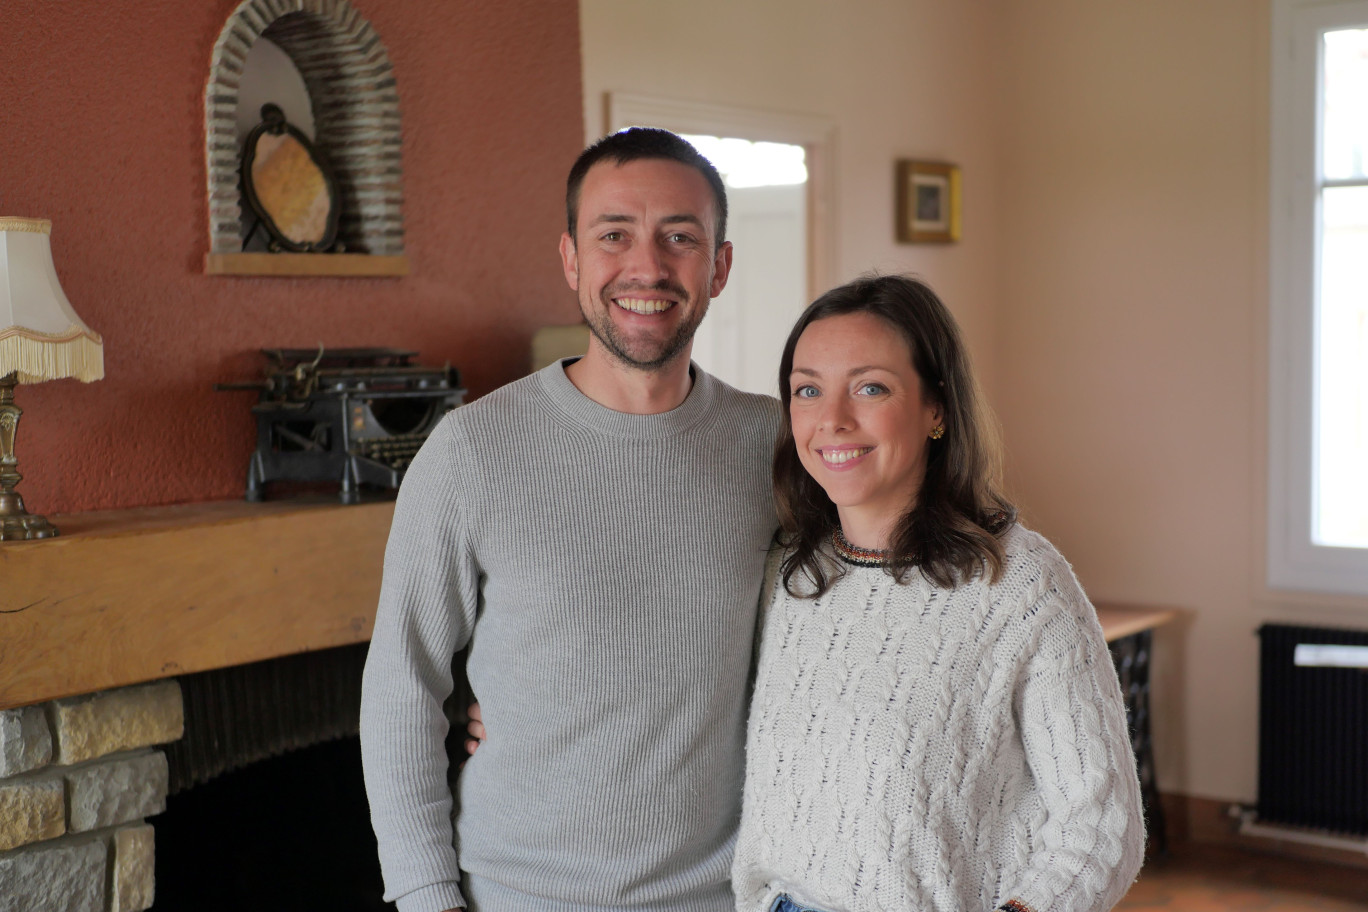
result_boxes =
[0,218,103,383]
[0,217,104,540]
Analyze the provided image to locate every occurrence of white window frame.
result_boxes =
[1269,0,1368,595]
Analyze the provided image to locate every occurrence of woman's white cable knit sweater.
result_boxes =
[732,525,1145,912]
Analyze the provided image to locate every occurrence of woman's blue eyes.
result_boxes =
[791,383,887,399]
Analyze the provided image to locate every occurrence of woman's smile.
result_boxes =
[815,445,874,468]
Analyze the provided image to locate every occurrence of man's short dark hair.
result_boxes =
[566,127,728,247]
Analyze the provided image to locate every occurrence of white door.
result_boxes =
[692,182,807,397]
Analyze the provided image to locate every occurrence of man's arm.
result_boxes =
[360,421,481,912]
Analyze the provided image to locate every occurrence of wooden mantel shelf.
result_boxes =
[204,252,409,277]
[0,498,395,710]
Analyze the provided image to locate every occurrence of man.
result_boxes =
[360,128,779,912]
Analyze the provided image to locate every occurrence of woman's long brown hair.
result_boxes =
[774,274,1016,596]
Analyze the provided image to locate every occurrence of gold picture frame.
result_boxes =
[896,160,961,243]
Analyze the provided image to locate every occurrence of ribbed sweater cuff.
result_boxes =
[395,881,466,912]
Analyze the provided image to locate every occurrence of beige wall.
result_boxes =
[580,0,1008,393]
[995,0,1271,800]
[583,0,1368,803]
[996,0,1368,802]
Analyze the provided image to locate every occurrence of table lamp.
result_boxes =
[0,217,104,540]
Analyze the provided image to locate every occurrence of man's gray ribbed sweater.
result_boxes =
[360,360,779,912]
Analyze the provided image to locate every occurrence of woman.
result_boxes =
[732,275,1144,912]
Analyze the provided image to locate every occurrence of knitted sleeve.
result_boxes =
[731,542,788,911]
[998,567,1146,912]
[360,417,482,912]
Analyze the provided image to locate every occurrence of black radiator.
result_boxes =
[1258,623,1368,835]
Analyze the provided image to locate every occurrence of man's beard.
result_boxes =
[581,281,708,371]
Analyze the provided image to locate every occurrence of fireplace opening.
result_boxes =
[152,642,474,909]
[155,735,393,910]
[153,643,401,910]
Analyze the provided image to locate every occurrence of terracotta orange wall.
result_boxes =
[0,0,583,514]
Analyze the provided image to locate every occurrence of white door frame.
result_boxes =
[603,92,839,302]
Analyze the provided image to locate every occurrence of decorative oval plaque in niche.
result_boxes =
[240,103,342,253]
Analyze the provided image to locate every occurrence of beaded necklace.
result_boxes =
[831,528,892,567]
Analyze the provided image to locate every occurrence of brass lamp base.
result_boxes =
[0,491,58,540]
[0,372,59,540]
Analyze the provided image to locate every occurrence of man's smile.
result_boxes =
[614,297,677,315]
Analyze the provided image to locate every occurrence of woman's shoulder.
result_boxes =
[998,522,1074,578]
[991,522,1093,620]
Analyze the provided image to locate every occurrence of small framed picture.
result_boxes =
[896,160,961,243]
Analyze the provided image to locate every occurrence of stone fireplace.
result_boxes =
[0,682,179,910]
[0,499,393,909]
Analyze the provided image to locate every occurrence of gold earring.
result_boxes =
[929,424,945,440]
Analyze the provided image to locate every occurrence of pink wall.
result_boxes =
[0,0,584,514]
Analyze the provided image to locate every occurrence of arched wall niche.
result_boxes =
[205,0,405,272]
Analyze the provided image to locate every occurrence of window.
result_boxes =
[1270,0,1368,595]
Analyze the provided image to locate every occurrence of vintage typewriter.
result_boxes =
[217,347,465,503]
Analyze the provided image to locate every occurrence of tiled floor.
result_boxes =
[1117,845,1368,911]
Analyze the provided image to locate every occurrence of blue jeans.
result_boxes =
[769,895,831,912]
